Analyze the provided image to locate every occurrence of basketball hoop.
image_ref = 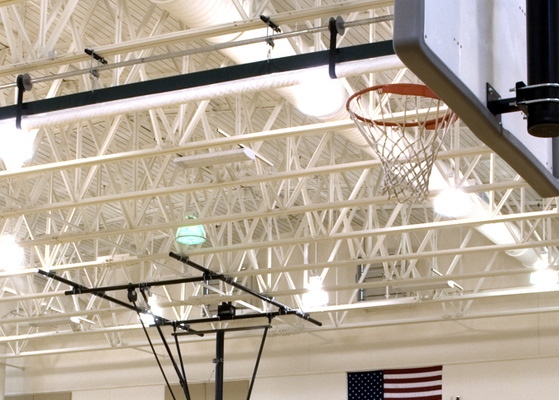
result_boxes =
[346,83,457,203]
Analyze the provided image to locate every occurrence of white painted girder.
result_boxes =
[0,0,394,77]
[0,284,557,351]
[0,0,556,361]
[16,208,557,252]
[0,148,511,224]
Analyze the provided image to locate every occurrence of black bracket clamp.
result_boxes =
[260,15,281,33]
[487,81,559,137]
[84,48,107,80]
[84,48,107,65]
[328,16,345,79]
[487,81,559,113]
[16,73,32,130]
[261,15,281,59]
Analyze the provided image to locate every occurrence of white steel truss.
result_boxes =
[0,0,557,364]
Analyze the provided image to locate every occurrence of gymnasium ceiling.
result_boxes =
[0,0,557,360]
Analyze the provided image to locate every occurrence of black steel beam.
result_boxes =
[0,41,394,121]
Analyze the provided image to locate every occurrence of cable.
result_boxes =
[133,299,177,400]
[174,325,191,400]
[246,325,269,400]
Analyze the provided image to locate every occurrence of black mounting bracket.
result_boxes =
[486,82,528,117]
[84,48,107,65]
[487,81,559,125]
[84,48,106,81]
[16,74,32,130]
[488,1,559,137]
[260,15,281,33]
[328,16,345,79]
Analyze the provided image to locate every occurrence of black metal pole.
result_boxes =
[138,285,191,400]
[155,324,191,400]
[246,326,269,400]
[526,0,559,137]
[133,300,178,400]
[173,326,191,400]
[215,330,225,400]
[37,269,142,312]
[328,16,345,79]
[174,324,270,337]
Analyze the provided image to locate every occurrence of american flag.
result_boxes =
[347,366,442,400]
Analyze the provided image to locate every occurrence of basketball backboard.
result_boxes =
[393,0,559,197]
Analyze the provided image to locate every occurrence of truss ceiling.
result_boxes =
[0,0,557,361]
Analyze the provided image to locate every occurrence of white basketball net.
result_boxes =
[346,84,456,203]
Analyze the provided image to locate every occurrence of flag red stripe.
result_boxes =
[384,375,442,384]
[385,385,442,393]
[384,395,441,400]
[384,366,442,374]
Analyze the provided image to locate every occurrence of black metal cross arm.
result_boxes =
[37,269,142,313]
[37,268,205,334]
[168,252,322,327]
[61,275,206,295]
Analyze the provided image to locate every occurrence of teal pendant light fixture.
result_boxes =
[175,215,206,245]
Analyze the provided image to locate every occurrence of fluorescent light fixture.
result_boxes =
[433,188,478,218]
[0,235,24,271]
[176,215,206,245]
[393,280,457,292]
[0,123,37,170]
[70,316,95,325]
[173,148,256,168]
[302,276,329,308]
[216,129,274,167]
[530,269,558,287]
